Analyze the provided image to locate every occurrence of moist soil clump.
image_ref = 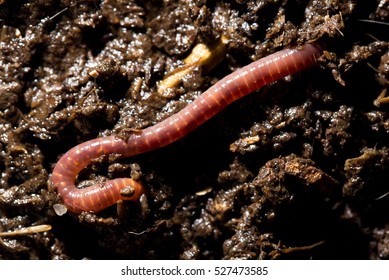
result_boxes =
[0,0,388,259]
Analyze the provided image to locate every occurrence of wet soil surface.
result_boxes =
[0,0,388,259]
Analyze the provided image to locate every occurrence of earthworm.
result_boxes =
[51,43,322,214]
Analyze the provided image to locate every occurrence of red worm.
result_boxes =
[51,43,322,214]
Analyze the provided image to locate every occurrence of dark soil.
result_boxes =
[0,0,388,259]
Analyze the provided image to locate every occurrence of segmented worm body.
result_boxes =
[51,43,322,214]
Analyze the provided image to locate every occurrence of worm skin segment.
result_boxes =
[51,43,322,214]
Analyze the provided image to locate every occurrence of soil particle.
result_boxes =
[344,147,389,199]
[0,0,389,259]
